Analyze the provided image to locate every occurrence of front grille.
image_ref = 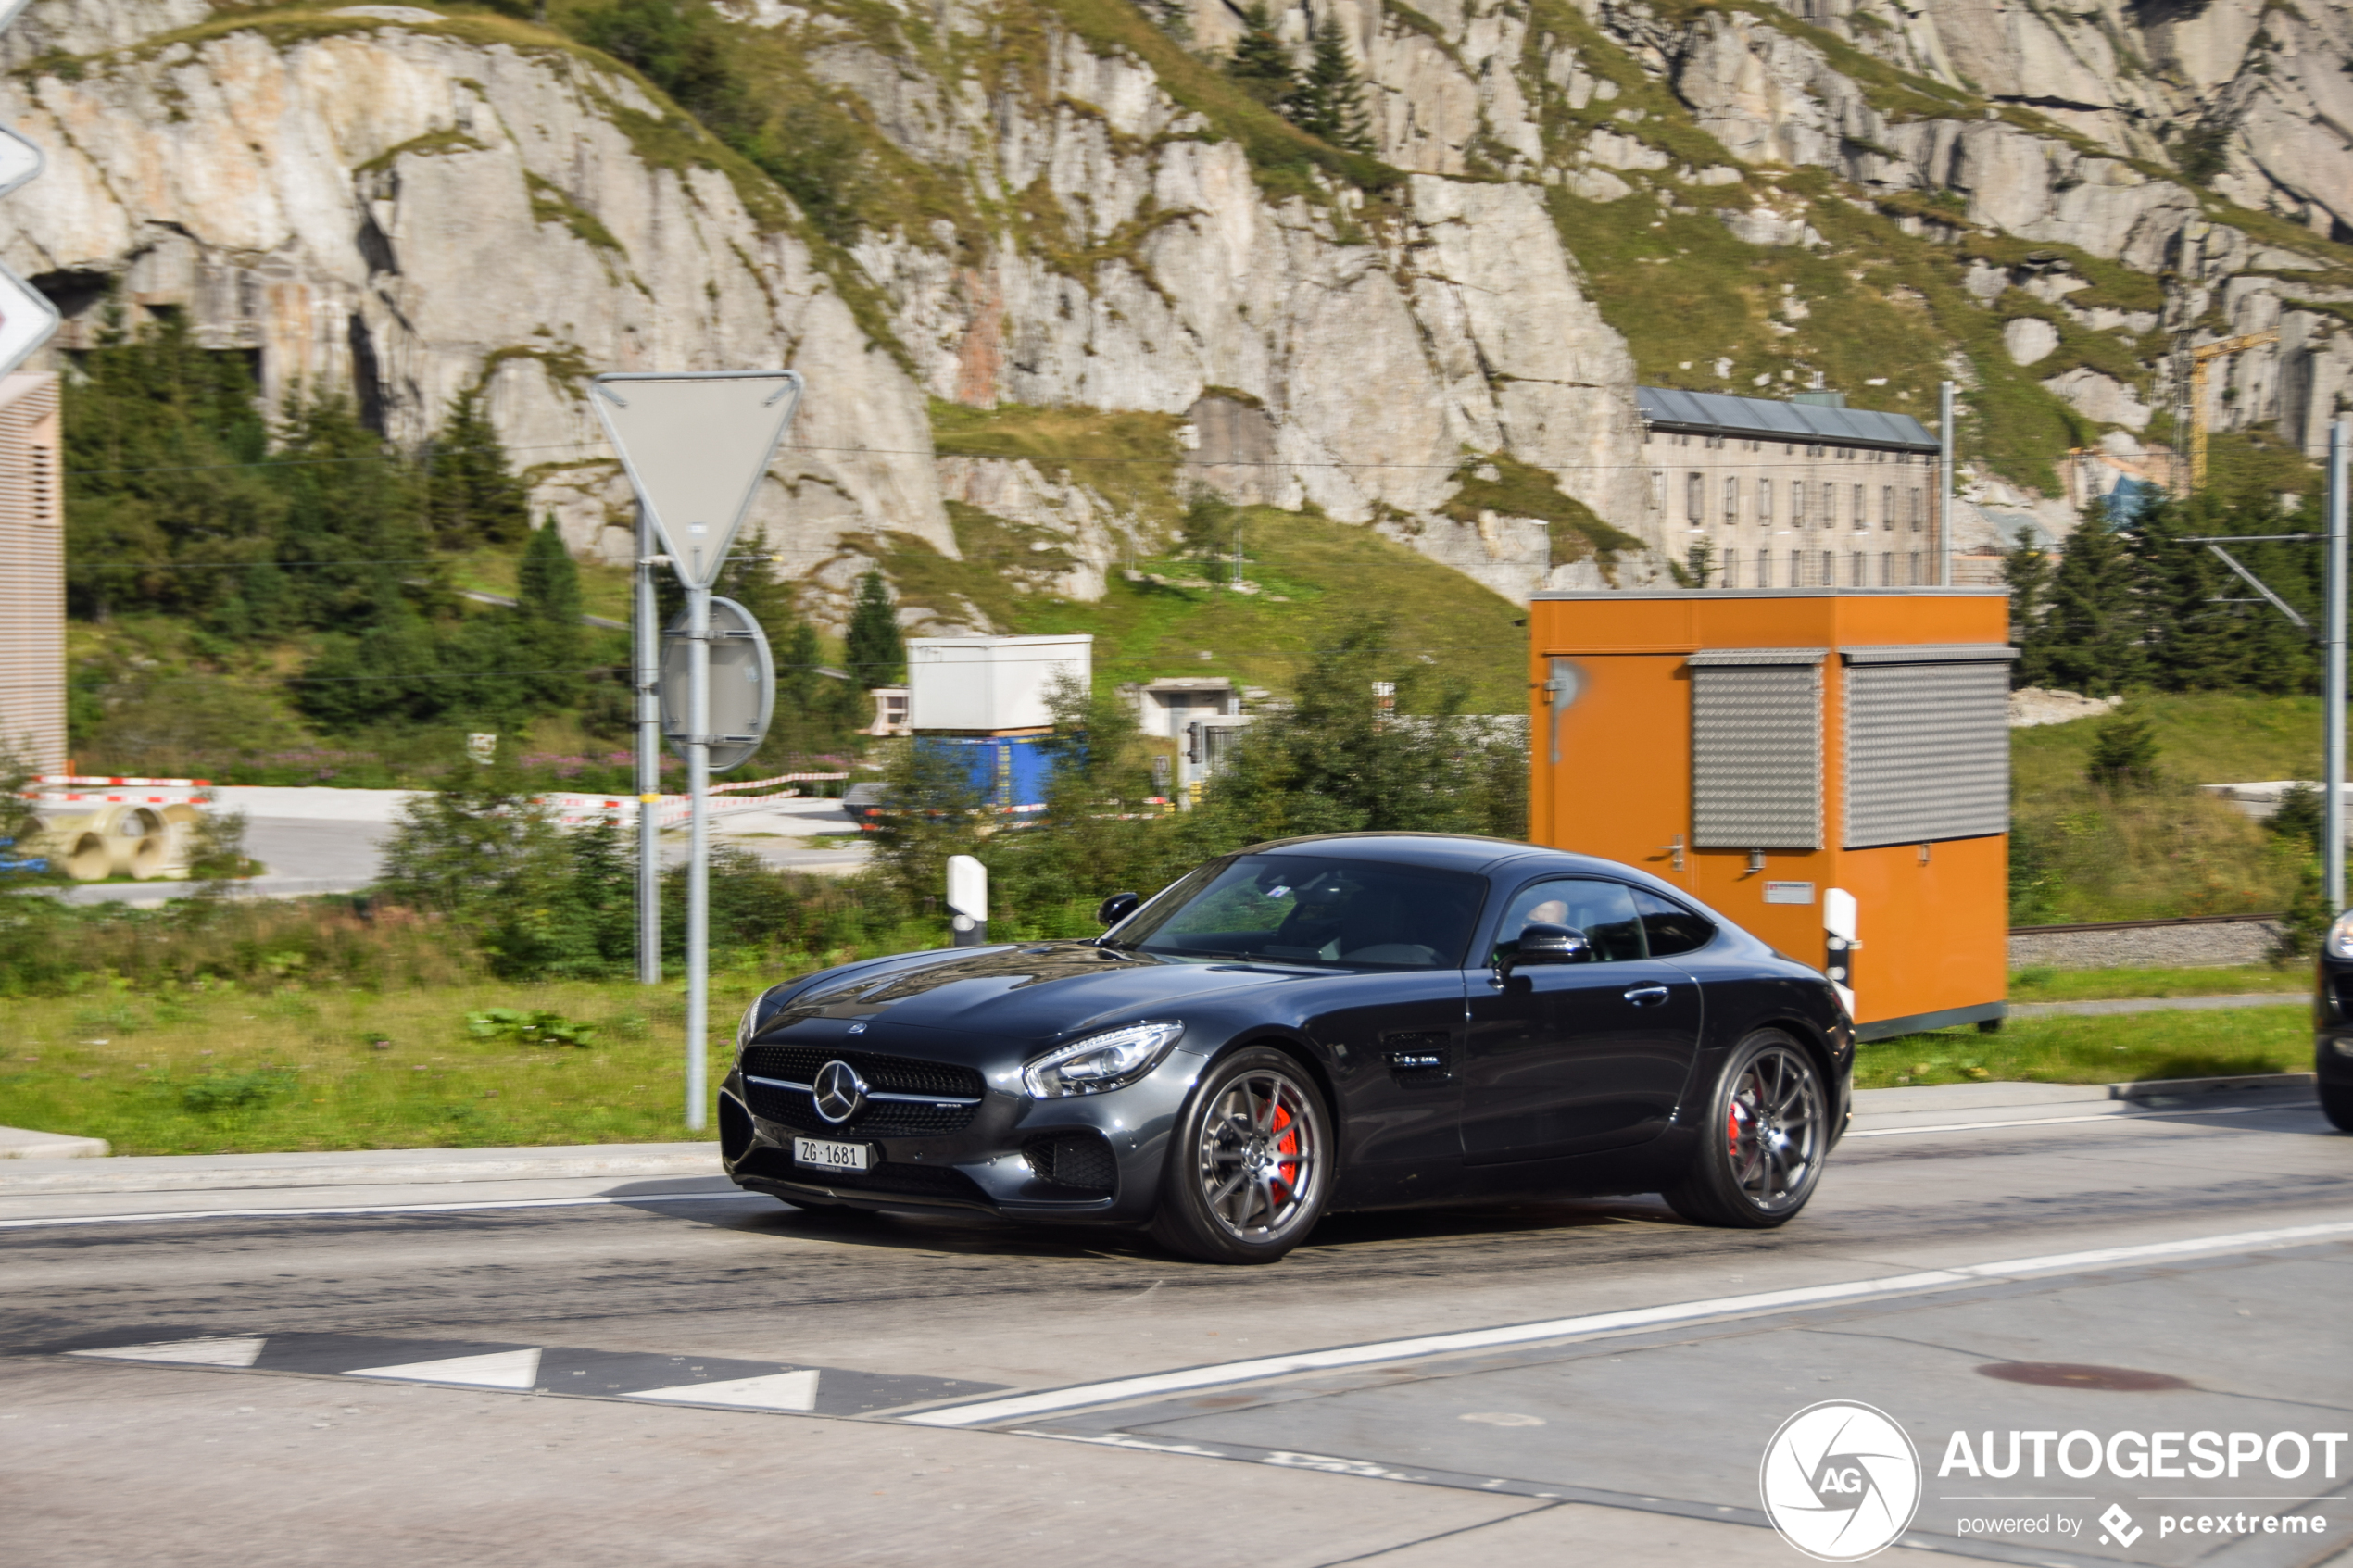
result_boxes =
[736,1146,988,1205]
[743,1078,976,1136]
[740,1045,981,1100]
[1022,1132,1117,1196]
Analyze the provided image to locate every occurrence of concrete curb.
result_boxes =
[0,1141,720,1195]
[0,1125,109,1160]
[2109,1072,2316,1101]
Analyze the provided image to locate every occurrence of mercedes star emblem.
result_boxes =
[812,1060,868,1124]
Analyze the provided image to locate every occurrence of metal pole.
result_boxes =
[634,506,661,985]
[1938,381,1955,588]
[2327,420,2349,917]
[686,583,711,1132]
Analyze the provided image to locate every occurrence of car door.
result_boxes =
[1309,970,1470,1202]
[1459,876,1705,1163]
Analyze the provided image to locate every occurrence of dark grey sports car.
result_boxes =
[721,832,1853,1262]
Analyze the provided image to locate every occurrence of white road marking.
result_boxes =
[0,1189,774,1232]
[1848,1105,2273,1138]
[69,1336,266,1368]
[622,1369,821,1411]
[902,1218,2353,1428]
[346,1348,543,1389]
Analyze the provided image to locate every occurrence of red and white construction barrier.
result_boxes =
[536,772,851,830]
[34,775,211,788]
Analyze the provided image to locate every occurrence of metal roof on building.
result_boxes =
[1638,386,1938,452]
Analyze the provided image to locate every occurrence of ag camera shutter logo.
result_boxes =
[1760,1401,1922,1561]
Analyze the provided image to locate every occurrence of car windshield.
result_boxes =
[1112,854,1484,970]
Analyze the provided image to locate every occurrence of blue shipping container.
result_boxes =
[915,734,1060,813]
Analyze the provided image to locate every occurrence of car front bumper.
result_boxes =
[717,1049,1208,1224]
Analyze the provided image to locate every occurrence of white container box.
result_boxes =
[906,633,1094,734]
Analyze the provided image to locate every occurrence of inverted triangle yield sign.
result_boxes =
[591,370,802,589]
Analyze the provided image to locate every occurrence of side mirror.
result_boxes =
[1096,891,1140,928]
[1499,922,1590,976]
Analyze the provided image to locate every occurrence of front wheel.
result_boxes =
[1664,1029,1830,1229]
[2321,1084,2353,1133]
[1150,1047,1332,1264]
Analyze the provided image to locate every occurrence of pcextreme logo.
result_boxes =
[1759,1401,1924,1562]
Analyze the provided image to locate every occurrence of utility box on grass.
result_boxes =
[1526,589,2012,1040]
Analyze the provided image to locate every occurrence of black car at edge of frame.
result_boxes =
[2311,912,2353,1131]
[720,832,1856,1263]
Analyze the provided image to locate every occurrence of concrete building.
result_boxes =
[1639,387,1944,590]
[0,371,62,772]
[1123,677,1241,741]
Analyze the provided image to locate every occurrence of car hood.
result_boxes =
[756,942,1318,1046]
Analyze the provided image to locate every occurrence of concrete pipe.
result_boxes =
[63,830,111,881]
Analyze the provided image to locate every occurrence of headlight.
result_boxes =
[1022,1022,1186,1098]
[2330,913,2353,960]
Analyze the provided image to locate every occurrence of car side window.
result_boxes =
[1631,887,1716,958]
[1495,878,1647,964]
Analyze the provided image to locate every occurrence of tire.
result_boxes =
[1150,1047,1332,1264]
[1664,1029,1831,1229]
[2322,1085,2353,1133]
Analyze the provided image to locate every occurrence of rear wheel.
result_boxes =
[1150,1047,1331,1264]
[2321,1085,2353,1133]
[1664,1029,1829,1229]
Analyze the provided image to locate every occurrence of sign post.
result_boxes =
[635,505,661,985]
[2328,420,2349,917]
[592,370,803,1132]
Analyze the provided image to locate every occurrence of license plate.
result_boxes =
[793,1136,871,1172]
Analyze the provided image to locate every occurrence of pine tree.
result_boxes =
[845,570,905,691]
[1285,15,1373,153]
[62,299,284,628]
[1227,3,1298,108]
[514,519,584,710]
[271,388,426,635]
[423,386,528,548]
[2002,526,2054,687]
[2038,506,2145,696]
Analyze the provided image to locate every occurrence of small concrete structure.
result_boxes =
[0,372,62,771]
[1124,677,1241,740]
[864,686,910,737]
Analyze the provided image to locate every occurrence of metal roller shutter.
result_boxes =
[1690,649,1824,849]
[1843,645,2017,847]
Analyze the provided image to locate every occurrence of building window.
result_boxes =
[1907,551,1922,585]
[1881,485,1893,530]
[1757,477,1774,526]
[1822,550,1835,587]
[1793,481,1807,528]
[1687,471,1705,525]
[1651,470,1665,510]
[1790,549,1804,587]
[1823,483,1837,529]
[1880,551,1893,586]
[1722,549,1740,589]
[1910,489,1923,532]
[1723,476,1740,523]
[1853,484,1867,530]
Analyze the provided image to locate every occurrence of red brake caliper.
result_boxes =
[1269,1100,1298,1201]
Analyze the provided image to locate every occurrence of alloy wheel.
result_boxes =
[1191,1068,1320,1242]
[1723,1043,1823,1214]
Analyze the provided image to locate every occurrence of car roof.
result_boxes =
[1245,832,1636,882]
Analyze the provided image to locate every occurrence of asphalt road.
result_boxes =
[5,1090,2350,1567]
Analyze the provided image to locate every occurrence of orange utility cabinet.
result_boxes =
[1526,589,2012,1039]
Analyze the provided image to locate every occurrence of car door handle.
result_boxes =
[1622,985,1670,1007]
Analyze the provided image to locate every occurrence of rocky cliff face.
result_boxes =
[7,0,2351,621]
